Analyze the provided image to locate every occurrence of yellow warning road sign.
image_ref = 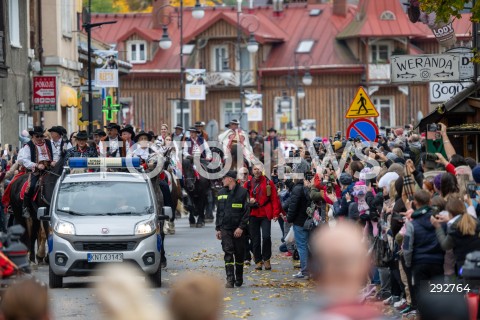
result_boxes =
[345,87,379,118]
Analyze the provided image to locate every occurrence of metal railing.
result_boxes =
[204,70,255,87]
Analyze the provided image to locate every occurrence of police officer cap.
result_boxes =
[225,170,237,180]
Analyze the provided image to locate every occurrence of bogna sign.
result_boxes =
[429,82,473,103]
[391,54,460,83]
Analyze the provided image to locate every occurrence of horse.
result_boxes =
[181,157,210,228]
[7,157,65,263]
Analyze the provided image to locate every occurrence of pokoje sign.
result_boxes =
[33,76,57,111]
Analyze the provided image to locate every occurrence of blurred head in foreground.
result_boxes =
[169,273,223,320]
[96,263,168,320]
[310,222,370,302]
[0,278,50,320]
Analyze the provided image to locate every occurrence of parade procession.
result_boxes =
[5,0,480,319]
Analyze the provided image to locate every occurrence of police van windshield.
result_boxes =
[56,181,153,216]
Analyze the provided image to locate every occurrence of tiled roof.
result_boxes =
[88,1,472,75]
[337,0,426,39]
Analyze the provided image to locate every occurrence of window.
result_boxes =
[61,0,72,37]
[380,11,396,21]
[172,100,191,129]
[370,42,391,64]
[296,40,314,53]
[274,96,296,132]
[0,2,5,63]
[221,100,241,128]
[373,97,395,128]
[183,44,195,55]
[212,46,229,72]
[128,41,147,63]
[8,0,20,47]
[236,47,253,83]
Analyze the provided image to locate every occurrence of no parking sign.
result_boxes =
[346,119,379,142]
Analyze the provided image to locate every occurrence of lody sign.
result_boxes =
[429,82,473,103]
[391,54,460,83]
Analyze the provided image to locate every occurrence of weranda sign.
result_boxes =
[391,54,460,83]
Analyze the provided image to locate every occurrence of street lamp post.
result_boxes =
[83,0,116,135]
[159,0,204,127]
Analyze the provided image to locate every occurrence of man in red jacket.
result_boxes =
[244,164,281,270]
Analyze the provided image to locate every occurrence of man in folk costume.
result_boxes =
[120,125,136,152]
[171,124,184,142]
[93,129,107,154]
[47,126,67,163]
[99,123,127,158]
[17,126,53,217]
[64,131,98,163]
[264,128,279,167]
[129,131,156,168]
[183,127,212,162]
[194,121,209,141]
[218,119,254,164]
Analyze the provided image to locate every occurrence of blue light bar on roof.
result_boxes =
[68,157,141,169]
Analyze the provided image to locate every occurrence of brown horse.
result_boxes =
[7,157,65,263]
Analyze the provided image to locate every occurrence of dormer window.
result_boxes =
[127,40,147,63]
[296,40,314,53]
[380,11,396,21]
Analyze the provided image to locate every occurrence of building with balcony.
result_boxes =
[89,0,472,137]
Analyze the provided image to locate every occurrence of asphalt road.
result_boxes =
[33,217,315,319]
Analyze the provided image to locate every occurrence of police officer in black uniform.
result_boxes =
[216,170,250,288]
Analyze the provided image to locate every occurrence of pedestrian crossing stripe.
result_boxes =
[345,87,379,119]
[232,203,243,208]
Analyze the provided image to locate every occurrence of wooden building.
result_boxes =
[89,0,472,138]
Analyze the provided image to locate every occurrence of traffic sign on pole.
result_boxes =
[346,119,379,142]
[345,87,379,118]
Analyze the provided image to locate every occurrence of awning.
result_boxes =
[60,85,78,108]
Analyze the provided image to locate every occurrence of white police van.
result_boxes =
[37,157,171,288]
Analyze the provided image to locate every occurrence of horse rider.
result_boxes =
[64,131,98,163]
[244,163,281,271]
[92,129,107,153]
[218,119,255,165]
[183,127,212,164]
[17,126,53,217]
[120,125,136,151]
[129,131,156,166]
[195,121,209,141]
[48,126,67,162]
[171,124,184,142]
[99,123,127,158]
[216,170,250,288]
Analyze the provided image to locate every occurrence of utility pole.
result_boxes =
[83,0,116,135]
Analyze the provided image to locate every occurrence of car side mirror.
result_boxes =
[162,206,173,220]
[37,207,49,221]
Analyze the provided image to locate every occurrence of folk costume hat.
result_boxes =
[267,127,277,133]
[188,127,201,134]
[105,123,121,131]
[120,125,136,140]
[48,126,63,135]
[29,126,45,137]
[174,124,184,130]
[76,131,89,140]
[93,129,107,137]
[229,119,240,125]
[194,121,206,127]
[134,131,152,143]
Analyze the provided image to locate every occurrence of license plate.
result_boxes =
[87,253,123,263]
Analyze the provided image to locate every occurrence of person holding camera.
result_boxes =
[244,163,281,271]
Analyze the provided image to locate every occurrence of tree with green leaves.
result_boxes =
[417,0,480,22]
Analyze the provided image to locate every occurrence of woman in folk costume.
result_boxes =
[120,125,136,152]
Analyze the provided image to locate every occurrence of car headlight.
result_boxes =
[54,221,75,235]
[135,220,155,235]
